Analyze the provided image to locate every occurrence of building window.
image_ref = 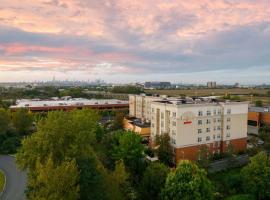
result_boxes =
[206,119,211,124]
[213,118,216,123]
[171,139,176,144]
[172,121,176,126]
[227,117,231,122]
[217,134,221,139]
[207,110,211,116]
[217,126,221,130]
[173,112,176,117]
[226,132,230,137]
[172,129,176,135]
[198,111,203,116]
[206,136,210,141]
[198,137,202,142]
[226,125,231,130]
[213,110,217,115]
[217,118,221,122]
[227,109,231,114]
[198,120,203,125]
[218,109,221,115]
[213,134,216,139]
[206,128,210,132]
[198,129,202,134]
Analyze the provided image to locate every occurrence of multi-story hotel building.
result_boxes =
[129,94,170,122]
[150,99,248,162]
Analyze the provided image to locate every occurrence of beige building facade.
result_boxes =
[129,94,169,122]
[150,100,248,162]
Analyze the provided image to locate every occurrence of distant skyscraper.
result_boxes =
[207,82,217,88]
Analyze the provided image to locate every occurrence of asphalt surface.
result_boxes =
[0,155,26,200]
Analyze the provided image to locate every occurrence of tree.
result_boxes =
[161,160,213,200]
[112,131,145,177]
[155,134,174,166]
[16,109,119,200]
[111,160,133,199]
[0,108,10,135]
[27,157,79,200]
[241,151,270,200]
[16,109,99,170]
[112,112,125,130]
[77,157,108,200]
[139,162,169,200]
[196,145,211,169]
[12,108,33,135]
[255,100,263,107]
[101,130,124,169]
[258,125,270,150]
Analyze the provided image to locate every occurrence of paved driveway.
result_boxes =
[0,155,26,200]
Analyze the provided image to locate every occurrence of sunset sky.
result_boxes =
[0,0,270,83]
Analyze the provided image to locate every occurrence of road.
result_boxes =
[0,155,26,200]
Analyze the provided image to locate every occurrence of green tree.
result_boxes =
[255,100,263,107]
[12,108,33,135]
[196,145,211,169]
[112,112,125,130]
[17,109,100,169]
[77,157,108,200]
[112,131,145,176]
[27,157,79,200]
[139,162,169,200]
[155,134,174,166]
[241,151,270,200]
[102,130,124,169]
[111,160,133,199]
[161,160,213,200]
[16,109,121,200]
[0,108,10,135]
[258,125,270,150]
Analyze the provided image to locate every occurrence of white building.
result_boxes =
[150,99,248,162]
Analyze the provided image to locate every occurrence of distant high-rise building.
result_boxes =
[207,82,217,88]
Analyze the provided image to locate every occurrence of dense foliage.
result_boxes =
[241,151,270,200]
[161,160,213,200]
[0,108,33,154]
[139,162,169,200]
[155,134,174,166]
[110,86,143,94]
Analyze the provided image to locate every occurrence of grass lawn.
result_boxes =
[0,170,5,193]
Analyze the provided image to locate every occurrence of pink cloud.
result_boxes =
[0,43,77,55]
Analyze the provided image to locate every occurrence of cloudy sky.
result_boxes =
[0,0,270,84]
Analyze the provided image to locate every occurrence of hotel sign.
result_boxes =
[182,111,195,125]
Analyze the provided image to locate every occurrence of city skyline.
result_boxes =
[0,0,270,84]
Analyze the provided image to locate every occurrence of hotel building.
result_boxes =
[129,94,170,122]
[129,94,248,162]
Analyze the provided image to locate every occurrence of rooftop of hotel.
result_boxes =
[10,97,128,108]
[249,106,270,113]
[151,97,247,106]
